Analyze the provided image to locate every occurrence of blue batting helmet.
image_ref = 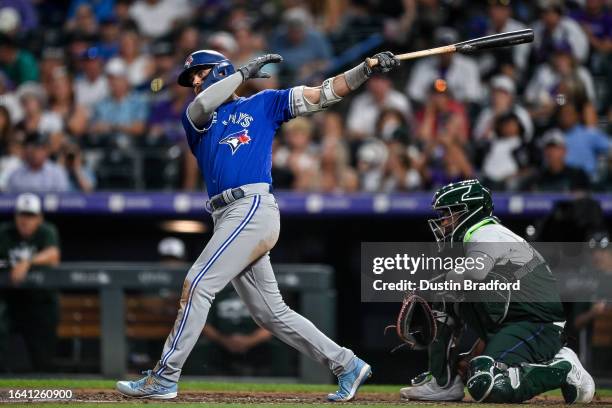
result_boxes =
[177,49,235,88]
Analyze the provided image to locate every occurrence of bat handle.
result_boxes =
[365,57,378,68]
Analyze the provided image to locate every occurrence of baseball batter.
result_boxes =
[117,50,400,400]
[400,179,595,404]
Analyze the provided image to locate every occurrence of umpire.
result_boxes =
[0,193,61,372]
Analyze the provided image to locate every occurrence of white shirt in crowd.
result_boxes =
[474,104,534,142]
[346,90,412,138]
[525,64,596,105]
[6,161,70,193]
[482,136,523,182]
[532,17,589,63]
[128,0,190,39]
[407,54,483,104]
[75,75,109,108]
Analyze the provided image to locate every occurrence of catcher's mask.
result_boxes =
[428,180,494,251]
[428,204,470,251]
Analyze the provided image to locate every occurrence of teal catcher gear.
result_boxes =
[428,179,494,250]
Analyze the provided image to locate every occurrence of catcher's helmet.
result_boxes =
[428,179,494,250]
[177,49,235,89]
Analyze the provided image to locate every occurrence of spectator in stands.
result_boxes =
[346,74,411,139]
[231,26,278,93]
[381,142,423,192]
[0,72,21,124]
[48,67,88,139]
[0,193,61,372]
[39,48,66,93]
[0,1,38,33]
[158,237,187,265]
[407,28,483,105]
[269,7,333,85]
[525,40,597,127]
[6,132,69,193]
[481,112,529,190]
[521,129,590,192]
[113,30,154,88]
[67,0,114,23]
[273,117,320,191]
[128,0,190,40]
[319,112,359,193]
[16,83,63,140]
[356,139,388,192]
[416,80,473,188]
[570,0,612,58]
[0,34,39,86]
[0,105,22,190]
[89,58,148,148]
[95,16,120,60]
[0,104,11,152]
[64,3,98,36]
[478,0,530,79]
[147,73,198,190]
[149,41,176,102]
[532,0,589,64]
[474,75,533,142]
[74,47,109,109]
[174,25,200,61]
[574,231,612,332]
[559,102,610,182]
[58,142,95,192]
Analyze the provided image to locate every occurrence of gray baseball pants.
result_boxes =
[154,183,354,381]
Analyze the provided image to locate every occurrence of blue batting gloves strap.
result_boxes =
[328,357,372,402]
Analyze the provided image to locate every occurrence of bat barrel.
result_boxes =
[455,29,533,53]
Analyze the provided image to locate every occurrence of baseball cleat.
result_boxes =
[554,347,595,404]
[116,370,178,399]
[327,357,372,402]
[400,372,465,401]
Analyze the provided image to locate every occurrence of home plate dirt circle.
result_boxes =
[60,389,612,405]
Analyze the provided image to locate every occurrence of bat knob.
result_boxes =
[366,57,378,68]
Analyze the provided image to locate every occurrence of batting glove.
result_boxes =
[366,51,400,75]
[238,54,283,81]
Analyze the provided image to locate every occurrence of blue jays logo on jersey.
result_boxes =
[219,130,251,155]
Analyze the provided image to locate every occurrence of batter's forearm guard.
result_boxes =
[343,62,370,91]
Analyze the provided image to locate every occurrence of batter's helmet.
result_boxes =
[177,49,235,88]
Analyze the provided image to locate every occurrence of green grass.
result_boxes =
[0,405,481,408]
[0,378,610,407]
[0,378,399,393]
[1,378,612,396]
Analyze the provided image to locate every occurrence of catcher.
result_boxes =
[397,179,595,404]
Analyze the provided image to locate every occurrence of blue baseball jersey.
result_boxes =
[182,88,296,197]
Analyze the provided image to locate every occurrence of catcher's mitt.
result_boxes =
[387,292,437,351]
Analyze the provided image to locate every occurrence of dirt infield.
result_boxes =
[6,389,608,405]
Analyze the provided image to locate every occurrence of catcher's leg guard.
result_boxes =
[428,313,461,387]
[466,355,573,403]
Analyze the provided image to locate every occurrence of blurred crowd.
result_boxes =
[0,0,610,194]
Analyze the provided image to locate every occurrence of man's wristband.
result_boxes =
[343,62,370,91]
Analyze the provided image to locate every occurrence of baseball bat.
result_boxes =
[366,29,533,68]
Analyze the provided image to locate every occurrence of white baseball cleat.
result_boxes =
[400,372,465,401]
[116,370,178,399]
[554,347,595,404]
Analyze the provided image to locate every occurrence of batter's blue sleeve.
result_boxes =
[181,109,211,153]
[260,89,295,124]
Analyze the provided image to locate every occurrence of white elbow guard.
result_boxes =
[292,78,342,116]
